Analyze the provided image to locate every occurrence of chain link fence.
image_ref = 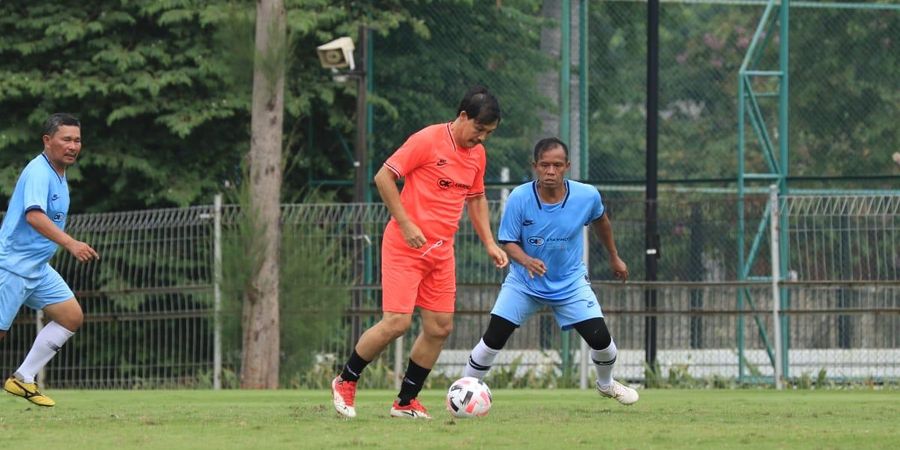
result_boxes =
[355,1,898,189]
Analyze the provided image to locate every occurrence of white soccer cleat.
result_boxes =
[597,379,639,405]
[331,376,357,418]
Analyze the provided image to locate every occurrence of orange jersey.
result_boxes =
[383,123,486,246]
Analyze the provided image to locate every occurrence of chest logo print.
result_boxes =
[437,159,448,167]
[436,178,472,191]
[522,219,535,226]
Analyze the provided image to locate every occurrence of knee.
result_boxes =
[424,320,453,341]
[56,308,84,332]
[381,314,412,339]
[577,318,612,350]
[584,330,611,350]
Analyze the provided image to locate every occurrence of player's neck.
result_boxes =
[42,152,66,176]
[536,181,566,204]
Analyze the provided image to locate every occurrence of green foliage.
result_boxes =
[0,1,250,209]
[644,360,741,389]
[1,2,896,212]
[0,1,424,209]
[644,360,665,388]
[484,354,563,389]
[219,185,351,385]
[791,368,832,390]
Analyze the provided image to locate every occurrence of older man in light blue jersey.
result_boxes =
[0,113,98,407]
[463,137,638,406]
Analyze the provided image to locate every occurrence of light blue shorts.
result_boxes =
[0,267,74,331]
[490,282,603,330]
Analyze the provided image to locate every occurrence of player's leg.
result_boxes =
[388,308,451,419]
[464,284,538,379]
[332,244,425,418]
[463,314,518,379]
[332,311,413,417]
[5,267,76,407]
[389,255,456,419]
[340,310,414,378]
[0,268,28,343]
[562,287,637,405]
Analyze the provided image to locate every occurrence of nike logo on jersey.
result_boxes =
[522,219,534,226]
[436,159,448,166]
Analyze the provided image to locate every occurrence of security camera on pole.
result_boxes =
[316,33,366,204]
[317,37,356,83]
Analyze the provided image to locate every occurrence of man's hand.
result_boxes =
[486,242,509,269]
[523,257,547,279]
[610,255,628,282]
[65,240,99,263]
[399,220,426,249]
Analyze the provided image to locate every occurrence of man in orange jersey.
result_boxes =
[332,86,508,419]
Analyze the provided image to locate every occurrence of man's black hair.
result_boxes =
[533,137,569,162]
[457,86,501,125]
[43,113,81,137]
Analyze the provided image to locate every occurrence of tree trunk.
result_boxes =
[241,0,285,389]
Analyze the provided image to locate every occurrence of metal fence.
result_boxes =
[1,192,896,388]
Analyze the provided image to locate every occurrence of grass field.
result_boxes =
[1,388,898,449]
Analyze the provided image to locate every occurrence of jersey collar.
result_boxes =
[531,180,570,210]
[40,152,65,182]
[446,122,459,153]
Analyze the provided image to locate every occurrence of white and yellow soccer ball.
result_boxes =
[446,376,492,418]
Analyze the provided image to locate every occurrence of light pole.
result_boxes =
[352,26,367,204]
[316,31,368,203]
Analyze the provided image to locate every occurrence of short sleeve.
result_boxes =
[498,190,523,244]
[384,129,431,178]
[22,165,50,214]
[587,188,606,224]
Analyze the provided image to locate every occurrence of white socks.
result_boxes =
[591,340,618,388]
[464,339,501,380]
[15,321,75,383]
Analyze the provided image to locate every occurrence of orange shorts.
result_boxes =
[381,226,456,314]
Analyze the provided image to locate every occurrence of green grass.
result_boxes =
[1,389,898,449]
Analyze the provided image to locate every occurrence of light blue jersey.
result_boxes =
[498,180,604,300]
[0,153,70,279]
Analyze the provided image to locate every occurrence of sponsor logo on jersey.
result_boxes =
[546,236,569,249]
[52,213,64,222]
[527,236,544,246]
[51,194,59,201]
[436,178,472,191]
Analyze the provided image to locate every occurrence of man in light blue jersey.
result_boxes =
[463,137,638,405]
[1,113,99,407]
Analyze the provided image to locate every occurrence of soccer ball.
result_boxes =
[446,376,492,418]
